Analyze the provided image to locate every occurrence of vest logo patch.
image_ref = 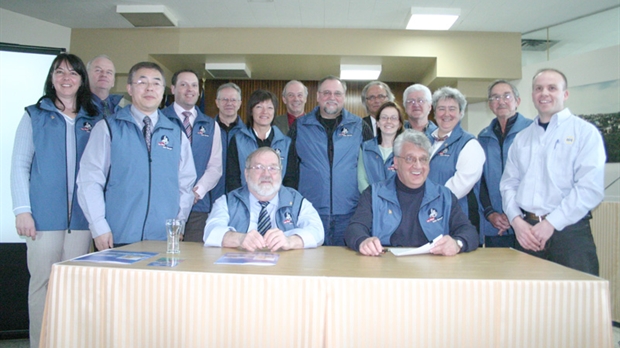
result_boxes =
[339,127,352,137]
[387,163,396,172]
[438,148,450,157]
[158,135,173,150]
[197,126,210,137]
[283,212,293,224]
[81,121,93,132]
[426,208,444,223]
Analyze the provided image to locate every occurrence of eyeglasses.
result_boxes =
[436,106,459,113]
[379,115,399,122]
[247,164,281,173]
[217,98,240,104]
[366,94,387,102]
[396,155,429,165]
[318,90,345,99]
[405,98,427,105]
[488,94,514,103]
[133,80,164,89]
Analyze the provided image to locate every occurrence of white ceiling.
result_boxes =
[1,0,618,33]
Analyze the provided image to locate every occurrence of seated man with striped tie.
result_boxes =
[204,147,324,251]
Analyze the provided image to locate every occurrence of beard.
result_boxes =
[321,102,341,116]
[248,177,281,198]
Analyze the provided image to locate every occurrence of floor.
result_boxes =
[1,326,619,347]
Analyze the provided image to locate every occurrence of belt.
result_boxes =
[521,210,547,222]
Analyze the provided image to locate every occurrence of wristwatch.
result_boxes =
[455,239,464,252]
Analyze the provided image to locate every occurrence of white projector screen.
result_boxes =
[0,46,61,243]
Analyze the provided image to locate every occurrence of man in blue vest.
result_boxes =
[204,147,324,251]
[477,80,532,247]
[344,130,478,256]
[403,84,437,139]
[162,69,222,242]
[284,76,373,246]
[87,55,123,117]
[77,62,196,249]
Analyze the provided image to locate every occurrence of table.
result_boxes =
[40,242,613,348]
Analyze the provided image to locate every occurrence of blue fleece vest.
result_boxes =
[404,120,438,142]
[162,105,215,213]
[26,98,102,231]
[104,106,182,243]
[234,125,291,186]
[226,186,304,232]
[296,107,364,215]
[371,178,452,244]
[428,124,475,213]
[361,138,396,186]
[476,113,532,237]
[210,115,244,205]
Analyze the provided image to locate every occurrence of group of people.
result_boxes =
[11,53,606,347]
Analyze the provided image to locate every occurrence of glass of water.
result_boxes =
[166,219,184,253]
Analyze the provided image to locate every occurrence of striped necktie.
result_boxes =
[257,201,271,236]
[143,116,152,152]
[182,111,192,143]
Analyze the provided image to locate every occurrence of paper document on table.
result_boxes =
[215,252,279,266]
[388,235,443,256]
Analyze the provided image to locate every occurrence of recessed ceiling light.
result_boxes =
[406,8,460,31]
[340,64,382,80]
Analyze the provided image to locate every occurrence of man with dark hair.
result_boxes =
[477,80,532,247]
[162,69,222,242]
[500,68,606,275]
[284,75,373,246]
[78,61,196,249]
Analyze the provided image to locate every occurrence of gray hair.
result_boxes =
[282,80,308,97]
[403,84,432,104]
[86,54,113,71]
[217,82,242,100]
[432,86,467,119]
[244,147,282,169]
[318,75,347,93]
[361,81,395,112]
[393,129,431,157]
[487,79,520,100]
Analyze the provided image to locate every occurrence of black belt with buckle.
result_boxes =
[521,210,547,222]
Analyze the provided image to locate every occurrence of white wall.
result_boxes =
[0,8,71,49]
[466,45,620,202]
[0,9,72,242]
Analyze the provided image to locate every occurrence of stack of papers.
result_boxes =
[215,252,279,266]
[388,235,443,256]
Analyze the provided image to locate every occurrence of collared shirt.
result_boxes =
[287,113,297,127]
[173,102,197,126]
[248,193,279,231]
[429,128,485,200]
[500,108,606,231]
[77,105,196,238]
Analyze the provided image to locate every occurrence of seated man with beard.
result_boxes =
[204,147,324,251]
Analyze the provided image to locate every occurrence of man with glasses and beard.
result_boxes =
[204,147,324,251]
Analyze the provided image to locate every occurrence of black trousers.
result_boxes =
[183,211,209,243]
[516,217,599,276]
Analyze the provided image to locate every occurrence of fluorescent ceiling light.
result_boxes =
[116,5,178,27]
[340,64,381,80]
[406,8,460,31]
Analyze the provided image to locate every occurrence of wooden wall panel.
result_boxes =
[199,79,413,122]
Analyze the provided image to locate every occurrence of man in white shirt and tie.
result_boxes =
[162,69,222,242]
[204,147,324,251]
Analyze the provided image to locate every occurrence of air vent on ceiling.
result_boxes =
[205,63,251,79]
[521,39,559,51]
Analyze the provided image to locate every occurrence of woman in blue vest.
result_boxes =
[226,89,291,192]
[427,86,485,226]
[357,101,404,192]
[10,53,100,347]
